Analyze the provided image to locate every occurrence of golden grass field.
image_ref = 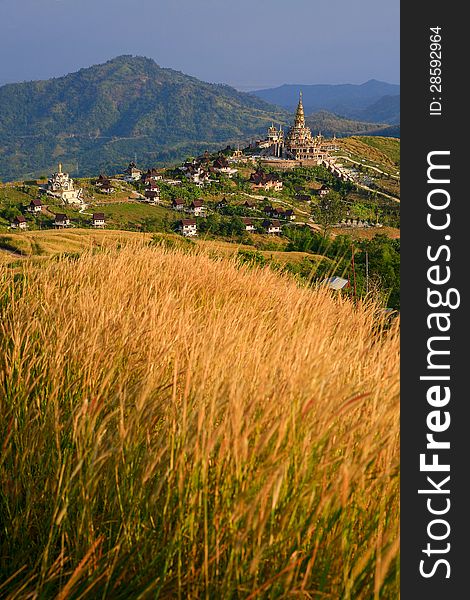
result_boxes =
[0,230,332,269]
[0,242,399,598]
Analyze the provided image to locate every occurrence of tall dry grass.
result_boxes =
[0,244,399,598]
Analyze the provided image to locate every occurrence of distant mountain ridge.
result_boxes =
[0,55,289,181]
[305,111,399,138]
[251,80,400,124]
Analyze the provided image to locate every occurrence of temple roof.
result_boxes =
[293,92,305,128]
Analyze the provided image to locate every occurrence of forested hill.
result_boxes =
[251,80,400,124]
[0,55,289,181]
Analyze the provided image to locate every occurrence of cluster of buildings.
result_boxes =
[249,169,283,191]
[10,205,106,230]
[179,153,238,187]
[53,213,106,229]
[178,216,284,238]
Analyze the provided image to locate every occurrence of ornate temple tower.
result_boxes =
[285,92,316,157]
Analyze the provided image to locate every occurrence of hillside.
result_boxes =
[306,110,396,137]
[0,243,399,598]
[0,55,289,181]
[348,94,400,125]
[251,79,400,122]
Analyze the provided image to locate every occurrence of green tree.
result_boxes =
[311,191,345,238]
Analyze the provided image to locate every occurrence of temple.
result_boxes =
[258,92,330,163]
[47,163,83,205]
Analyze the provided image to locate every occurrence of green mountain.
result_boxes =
[251,80,400,122]
[0,55,289,181]
[349,95,400,125]
[305,110,397,138]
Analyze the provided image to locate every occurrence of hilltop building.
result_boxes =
[48,163,83,205]
[258,93,330,163]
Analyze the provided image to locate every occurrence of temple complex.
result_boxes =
[47,163,83,204]
[258,92,330,163]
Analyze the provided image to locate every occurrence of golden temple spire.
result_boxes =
[294,91,305,128]
[58,162,62,174]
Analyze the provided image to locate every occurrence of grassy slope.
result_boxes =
[0,230,331,270]
[336,136,400,169]
[0,245,399,598]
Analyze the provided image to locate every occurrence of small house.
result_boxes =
[179,218,197,237]
[243,200,257,210]
[28,199,43,213]
[241,217,255,232]
[11,215,27,230]
[92,213,106,228]
[144,189,160,204]
[188,199,205,217]
[54,213,70,228]
[272,207,285,218]
[142,168,163,182]
[96,174,114,194]
[216,197,228,209]
[317,185,330,197]
[172,198,185,211]
[250,170,283,191]
[263,219,281,235]
[125,162,142,181]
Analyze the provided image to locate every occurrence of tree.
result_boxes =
[311,191,345,237]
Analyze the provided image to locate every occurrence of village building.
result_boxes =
[11,215,27,230]
[250,170,283,191]
[179,218,197,237]
[171,198,185,211]
[243,200,257,210]
[316,184,330,197]
[95,175,114,194]
[241,217,256,232]
[92,213,106,228]
[141,169,163,184]
[283,209,296,221]
[188,199,205,217]
[180,162,211,187]
[124,162,142,182]
[263,219,282,235]
[28,199,43,213]
[144,190,160,204]
[213,156,238,178]
[264,205,274,216]
[48,163,83,205]
[215,197,228,210]
[54,213,71,228]
[272,206,286,218]
[144,178,161,192]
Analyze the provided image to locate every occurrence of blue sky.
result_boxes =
[0,0,399,89]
